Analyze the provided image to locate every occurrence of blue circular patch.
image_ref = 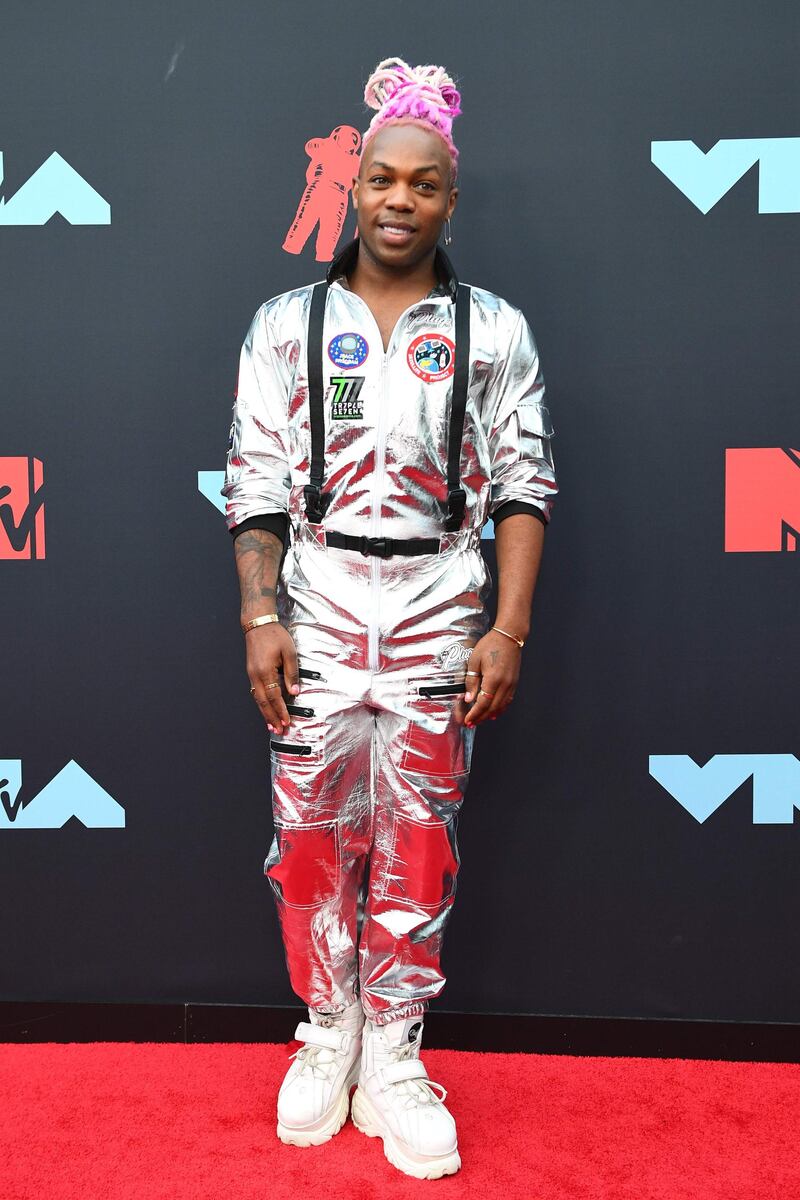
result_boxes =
[328,331,369,370]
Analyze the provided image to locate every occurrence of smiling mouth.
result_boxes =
[378,222,417,238]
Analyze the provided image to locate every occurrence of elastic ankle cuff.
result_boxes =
[367,1005,426,1029]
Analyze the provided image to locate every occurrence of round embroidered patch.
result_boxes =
[328,332,369,369]
[407,334,456,382]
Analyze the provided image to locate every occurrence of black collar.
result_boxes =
[326,237,458,301]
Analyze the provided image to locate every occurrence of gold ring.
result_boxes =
[249,687,256,695]
[265,682,281,690]
[478,689,494,698]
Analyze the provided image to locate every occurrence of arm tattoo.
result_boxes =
[234,529,283,613]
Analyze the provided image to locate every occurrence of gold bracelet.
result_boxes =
[491,625,525,648]
[241,613,280,634]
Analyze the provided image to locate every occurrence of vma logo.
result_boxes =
[0,456,45,559]
[650,755,800,824]
[0,151,110,225]
[198,471,226,516]
[651,138,800,213]
[0,760,124,829]
[725,448,799,552]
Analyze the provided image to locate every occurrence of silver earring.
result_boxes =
[443,218,453,246]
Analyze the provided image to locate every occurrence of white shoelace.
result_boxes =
[387,1042,448,1107]
[290,1042,339,1083]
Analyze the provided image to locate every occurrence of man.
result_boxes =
[223,57,557,1180]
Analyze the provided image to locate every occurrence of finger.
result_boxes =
[282,640,301,698]
[464,685,494,726]
[249,681,278,733]
[482,681,513,715]
[253,675,287,733]
[251,682,279,728]
[462,652,484,703]
[483,679,514,720]
[258,693,286,734]
[248,681,273,730]
[267,672,293,731]
[466,677,510,725]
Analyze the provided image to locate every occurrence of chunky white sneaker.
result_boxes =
[276,1002,364,1146]
[351,1017,461,1180]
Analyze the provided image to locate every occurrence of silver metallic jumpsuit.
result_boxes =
[223,240,557,1025]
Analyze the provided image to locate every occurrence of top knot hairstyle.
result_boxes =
[361,57,462,180]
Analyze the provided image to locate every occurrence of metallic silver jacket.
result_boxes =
[223,254,557,1023]
[224,270,556,551]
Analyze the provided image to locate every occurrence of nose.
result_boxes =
[385,182,416,211]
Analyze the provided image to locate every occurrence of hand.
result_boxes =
[463,630,521,727]
[245,623,300,735]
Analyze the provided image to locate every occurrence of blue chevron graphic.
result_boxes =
[0,760,124,829]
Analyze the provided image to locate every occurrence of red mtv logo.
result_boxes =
[725,448,800,552]
[0,457,45,560]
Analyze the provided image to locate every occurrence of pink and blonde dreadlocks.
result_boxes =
[361,57,462,181]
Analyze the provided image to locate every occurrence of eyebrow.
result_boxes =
[368,160,443,175]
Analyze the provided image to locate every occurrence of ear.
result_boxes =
[446,186,459,220]
[352,175,360,208]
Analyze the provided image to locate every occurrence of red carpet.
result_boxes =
[1,1043,798,1199]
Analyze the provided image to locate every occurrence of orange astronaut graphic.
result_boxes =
[283,125,361,262]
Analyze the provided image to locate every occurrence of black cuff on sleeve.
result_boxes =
[229,513,289,545]
[491,501,547,528]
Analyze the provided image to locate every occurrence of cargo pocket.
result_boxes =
[265,820,341,908]
[517,398,555,438]
[381,813,459,908]
[400,678,473,776]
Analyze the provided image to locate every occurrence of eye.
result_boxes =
[369,175,390,185]
[416,181,436,192]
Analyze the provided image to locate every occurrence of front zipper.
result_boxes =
[336,289,452,675]
[368,353,387,672]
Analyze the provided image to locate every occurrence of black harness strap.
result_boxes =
[303,281,331,524]
[303,278,471,535]
[444,283,471,532]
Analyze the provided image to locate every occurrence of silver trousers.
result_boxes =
[265,529,490,1024]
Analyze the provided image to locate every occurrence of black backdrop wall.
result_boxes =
[2,0,798,1023]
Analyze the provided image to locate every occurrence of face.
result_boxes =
[352,122,458,270]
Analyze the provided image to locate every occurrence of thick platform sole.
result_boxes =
[277,1059,360,1147]
[350,1085,461,1180]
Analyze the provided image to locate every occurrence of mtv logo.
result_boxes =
[725,448,800,552]
[0,760,125,829]
[649,754,800,824]
[0,456,45,559]
[651,138,800,214]
[0,151,110,225]
[197,470,498,539]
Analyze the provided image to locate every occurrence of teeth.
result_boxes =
[382,225,411,233]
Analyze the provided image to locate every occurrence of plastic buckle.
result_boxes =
[304,484,332,525]
[303,484,322,524]
[444,487,467,532]
[359,536,393,558]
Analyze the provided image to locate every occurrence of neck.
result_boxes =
[348,238,438,302]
